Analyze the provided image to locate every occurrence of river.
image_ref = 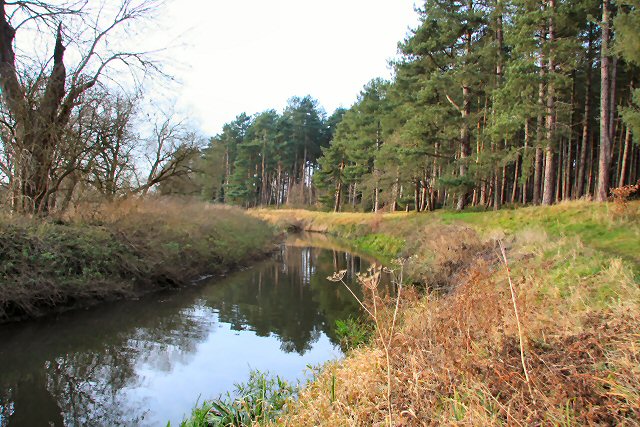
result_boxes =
[0,233,386,426]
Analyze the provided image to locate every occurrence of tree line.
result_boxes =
[319,0,640,211]
[160,96,344,207]
[4,0,638,214]
[177,0,639,212]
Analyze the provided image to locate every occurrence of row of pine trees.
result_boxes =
[170,0,640,212]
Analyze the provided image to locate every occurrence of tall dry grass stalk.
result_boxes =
[266,204,640,425]
[328,259,406,427]
[497,240,533,400]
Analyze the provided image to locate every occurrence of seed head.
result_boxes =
[327,270,347,282]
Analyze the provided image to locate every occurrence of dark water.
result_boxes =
[0,234,385,426]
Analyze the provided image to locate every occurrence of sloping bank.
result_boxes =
[0,199,277,323]
[251,202,639,426]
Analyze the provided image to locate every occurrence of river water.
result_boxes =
[0,233,384,426]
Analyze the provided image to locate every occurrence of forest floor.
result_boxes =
[252,200,640,426]
[0,199,277,323]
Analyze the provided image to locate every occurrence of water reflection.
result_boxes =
[0,234,380,426]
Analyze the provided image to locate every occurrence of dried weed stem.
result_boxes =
[497,240,533,400]
[328,260,406,427]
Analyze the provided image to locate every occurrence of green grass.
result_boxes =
[177,371,295,427]
[435,202,640,308]
[437,202,640,265]
[351,233,404,261]
[334,317,372,351]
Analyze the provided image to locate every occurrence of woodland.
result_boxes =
[0,0,639,214]
[1,1,639,426]
[0,0,202,215]
[163,0,640,212]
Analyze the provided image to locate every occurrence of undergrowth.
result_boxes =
[0,198,276,322]
[177,370,295,427]
[255,201,640,425]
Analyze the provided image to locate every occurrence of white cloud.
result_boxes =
[148,0,419,135]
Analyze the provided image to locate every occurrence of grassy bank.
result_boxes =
[0,199,277,323]
[250,201,640,425]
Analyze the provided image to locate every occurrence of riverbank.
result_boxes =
[252,201,640,425]
[0,199,277,323]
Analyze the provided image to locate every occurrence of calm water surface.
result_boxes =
[0,234,384,426]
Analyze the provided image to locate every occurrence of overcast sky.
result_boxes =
[152,0,419,136]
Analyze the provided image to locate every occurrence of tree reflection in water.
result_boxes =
[0,236,383,426]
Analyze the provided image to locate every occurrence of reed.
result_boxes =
[177,370,295,427]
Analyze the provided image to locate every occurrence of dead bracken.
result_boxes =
[258,202,640,426]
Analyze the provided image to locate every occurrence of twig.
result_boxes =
[497,240,534,401]
[387,264,404,349]
[335,265,395,427]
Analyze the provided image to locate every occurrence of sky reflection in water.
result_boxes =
[0,234,382,426]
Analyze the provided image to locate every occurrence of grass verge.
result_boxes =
[0,198,277,323]
[251,201,640,425]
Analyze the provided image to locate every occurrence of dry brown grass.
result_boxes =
[0,198,276,322]
[282,261,638,425]
[261,206,640,426]
[250,209,395,234]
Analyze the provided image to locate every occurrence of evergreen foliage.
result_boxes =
[171,0,640,212]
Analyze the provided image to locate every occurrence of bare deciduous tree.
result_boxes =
[87,91,139,201]
[0,0,162,214]
[135,112,203,196]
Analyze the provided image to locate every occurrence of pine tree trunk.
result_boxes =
[614,124,624,187]
[392,168,400,212]
[501,163,507,205]
[631,143,638,184]
[597,0,613,201]
[276,163,282,207]
[334,160,344,212]
[430,144,438,210]
[588,133,596,196]
[352,182,358,209]
[373,120,381,212]
[457,3,475,211]
[512,153,520,204]
[457,83,471,211]
[564,138,571,200]
[619,125,630,186]
[493,171,502,210]
[261,142,267,205]
[302,147,308,204]
[491,3,504,211]
[533,67,546,204]
[565,74,576,200]
[542,0,556,205]
[522,120,530,204]
[577,26,593,198]
[555,139,563,202]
